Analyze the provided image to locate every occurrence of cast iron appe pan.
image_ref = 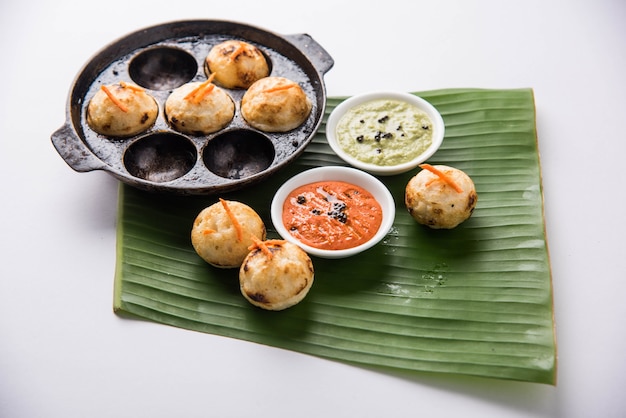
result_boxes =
[51,20,334,195]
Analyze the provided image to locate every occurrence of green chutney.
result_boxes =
[335,99,433,166]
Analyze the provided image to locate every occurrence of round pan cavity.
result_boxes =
[51,20,334,195]
[129,46,198,91]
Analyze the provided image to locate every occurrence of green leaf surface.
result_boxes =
[114,88,556,385]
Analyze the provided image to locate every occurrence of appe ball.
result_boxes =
[239,240,314,311]
[191,200,266,269]
[405,164,477,229]
[165,81,235,135]
[241,76,312,132]
[87,82,158,137]
[205,40,269,89]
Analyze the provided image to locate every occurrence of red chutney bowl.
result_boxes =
[270,166,395,258]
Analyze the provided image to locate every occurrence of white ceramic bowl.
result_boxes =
[325,91,445,176]
[270,166,395,259]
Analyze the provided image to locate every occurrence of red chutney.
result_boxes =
[282,180,383,251]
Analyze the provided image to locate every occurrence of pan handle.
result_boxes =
[51,123,105,173]
[285,33,335,75]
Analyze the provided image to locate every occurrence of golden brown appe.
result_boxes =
[205,40,269,89]
[165,81,235,135]
[86,82,158,137]
[191,200,266,269]
[405,165,478,229]
[240,76,312,132]
[239,240,314,311]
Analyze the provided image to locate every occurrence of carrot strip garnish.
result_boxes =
[192,83,215,103]
[101,85,128,112]
[184,74,216,102]
[119,81,145,92]
[229,43,247,62]
[220,198,243,242]
[419,164,463,193]
[184,80,210,101]
[249,235,273,260]
[263,83,297,94]
[202,229,216,235]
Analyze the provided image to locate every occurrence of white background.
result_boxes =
[1,1,625,417]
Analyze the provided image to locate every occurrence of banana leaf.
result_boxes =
[114,88,556,385]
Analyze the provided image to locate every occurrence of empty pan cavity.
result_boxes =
[129,47,198,91]
[124,133,197,182]
[203,130,274,179]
